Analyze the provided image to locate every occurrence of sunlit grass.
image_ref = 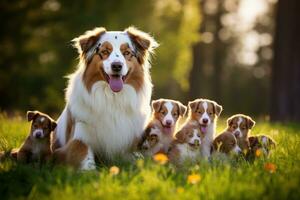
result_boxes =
[0,115,299,200]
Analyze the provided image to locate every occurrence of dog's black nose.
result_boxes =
[203,118,208,124]
[166,120,172,126]
[35,132,42,138]
[111,62,122,73]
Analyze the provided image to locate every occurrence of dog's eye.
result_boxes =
[241,127,246,130]
[101,50,110,55]
[197,134,201,137]
[208,112,213,115]
[161,110,166,115]
[173,112,178,117]
[189,133,193,138]
[123,51,130,56]
[197,110,202,114]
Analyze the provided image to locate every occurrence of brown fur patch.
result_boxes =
[53,139,88,169]
[213,132,238,154]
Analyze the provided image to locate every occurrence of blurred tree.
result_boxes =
[271,0,300,122]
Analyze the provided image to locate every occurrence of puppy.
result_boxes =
[16,111,57,163]
[226,114,255,154]
[140,99,186,155]
[247,135,276,160]
[168,125,203,166]
[212,132,241,155]
[138,124,164,156]
[186,98,223,158]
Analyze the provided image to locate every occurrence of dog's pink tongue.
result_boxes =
[163,127,172,135]
[109,76,123,92]
[201,126,207,134]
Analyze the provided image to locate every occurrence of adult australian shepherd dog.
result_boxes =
[52,27,158,170]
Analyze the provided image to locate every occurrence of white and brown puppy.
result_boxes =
[53,27,158,170]
[138,124,164,156]
[186,98,223,158]
[247,135,276,160]
[226,114,255,153]
[138,99,186,156]
[212,132,241,155]
[168,125,203,165]
[16,111,57,163]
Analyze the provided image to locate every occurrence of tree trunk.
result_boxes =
[271,0,300,122]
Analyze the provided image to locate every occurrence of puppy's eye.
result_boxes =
[241,127,246,130]
[161,110,166,115]
[197,111,202,114]
[189,133,193,138]
[197,134,201,137]
[173,112,178,117]
[123,51,130,56]
[101,50,110,55]
[209,112,213,115]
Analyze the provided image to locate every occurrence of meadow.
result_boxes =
[0,113,299,200]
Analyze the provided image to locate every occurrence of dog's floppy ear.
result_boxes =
[178,102,187,116]
[27,111,40,122]
[72,27,106,55]
[151,99,163,113]
[227,116,235,127]
[188,99,199,114]
[213,102,223,117]
[126,26,158,64]
[175,128,187,143]
[51,120,57,131]
[246,116,256,129]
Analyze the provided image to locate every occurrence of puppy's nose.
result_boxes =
[111,62,123,73]
[234,131,241,138]
[35,131,42,138]
[166,120,172,126]
[202,118,208,124]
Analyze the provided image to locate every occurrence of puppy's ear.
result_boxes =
[213,102,223,117]
[227,116,234,127]
[188,99,199,113]
[72,27,106,55]
[175,129,187,143]
[151,99,163,113]
[51,120,57,131]
[246,117,256,129]
[177,101,187,116]
[126,26,158,64]
[27,111,39,122]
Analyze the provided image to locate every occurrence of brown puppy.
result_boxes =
[226,114,255,154]
[168,125,203,166]
[247,135,276,160]
[141,99,186,155]
[16,111,57,163]
[212,132,241,155]
[138,124,164,156]
[185,98,223,158]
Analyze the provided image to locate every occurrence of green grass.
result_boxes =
[0,113,300,200]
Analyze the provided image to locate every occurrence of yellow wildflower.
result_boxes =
[153,153,168,165]
[109,166,120,175]
[187,174,201,184]
[255,149,262,157]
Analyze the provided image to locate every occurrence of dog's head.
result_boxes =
[27,111,57,139]
[139,126,162,151]
[72,27,158,93]
[249,135,276,156]
[151,99,186,134]
[226,114,255,140]
[188,98,222,134]
[175,126,202,150]
[213,132,241,155]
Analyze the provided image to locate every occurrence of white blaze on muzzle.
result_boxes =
[234,117,243,138]
[32,128,45,138]
[162,102,174,127]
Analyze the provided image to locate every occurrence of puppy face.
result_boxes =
[27,111,57,139]
[175,127,202,149]
[227,114,255,139]
[213,132,241,154]
[152,99,186,131]
[139,126,161,151]
[249,135,276,156]
[188,99,222,134]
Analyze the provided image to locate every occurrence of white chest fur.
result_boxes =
[63,68,152,159]
[177,143,201,163]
